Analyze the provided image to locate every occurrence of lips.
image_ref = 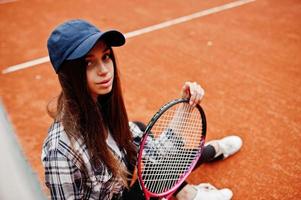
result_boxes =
[96,77,112,87]
[99,78,111,84]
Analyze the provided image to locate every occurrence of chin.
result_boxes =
[99,87,113,95]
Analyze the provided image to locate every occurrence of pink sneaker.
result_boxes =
[193,183,233,200]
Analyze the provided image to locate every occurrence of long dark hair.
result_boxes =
[47,47,136,186]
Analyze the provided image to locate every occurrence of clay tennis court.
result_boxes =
[0,0,300,199]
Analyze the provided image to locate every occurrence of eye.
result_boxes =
[86,59,97,68]
[102,53,111,63]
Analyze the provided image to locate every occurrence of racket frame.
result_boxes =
[136,98,207,199]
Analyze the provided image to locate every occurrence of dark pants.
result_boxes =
[122,122,217,200]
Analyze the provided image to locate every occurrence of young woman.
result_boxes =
[42,19,242,200]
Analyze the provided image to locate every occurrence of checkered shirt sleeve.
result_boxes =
[42,121,151,200]
[42,122,85,200]
[43,150,83,199]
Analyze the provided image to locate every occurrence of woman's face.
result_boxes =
[85,41,114,101]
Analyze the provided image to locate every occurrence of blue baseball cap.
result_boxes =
[47,19,125,73]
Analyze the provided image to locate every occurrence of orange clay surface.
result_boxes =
[0,0,300,199]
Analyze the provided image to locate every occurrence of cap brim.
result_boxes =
[67,30,125,60]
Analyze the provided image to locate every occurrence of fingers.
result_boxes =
[189,83,198,106]
[181,81,205,106]
[189,82,204,106]
[181,82,191,99]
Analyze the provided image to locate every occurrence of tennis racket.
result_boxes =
[137,98,207,200]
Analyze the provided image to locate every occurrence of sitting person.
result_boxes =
[42,19,242,200]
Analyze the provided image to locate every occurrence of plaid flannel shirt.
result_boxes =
[41,121,144,200]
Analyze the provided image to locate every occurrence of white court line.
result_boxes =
[2,0,255,74]
[2,57,50,74]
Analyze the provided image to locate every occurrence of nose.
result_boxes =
[96,61,109,75]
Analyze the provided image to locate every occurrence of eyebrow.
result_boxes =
[86,47,111,59]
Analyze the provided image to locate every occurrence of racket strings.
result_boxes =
[141,103,204,194]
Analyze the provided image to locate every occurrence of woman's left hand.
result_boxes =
[181,81,205,106]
